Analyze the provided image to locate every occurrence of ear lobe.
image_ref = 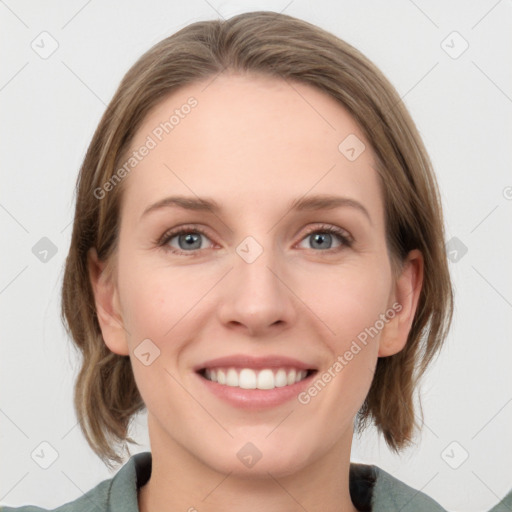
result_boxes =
[87,247,130,356]
[378,249,424,357]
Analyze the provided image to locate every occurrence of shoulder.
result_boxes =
[487,488,512,512]
[0,478,112,512]
[0,478,113,512]
[0,452,151,512]
[350,462,447,512]
[369,464,447,511]
[371,468,512,512]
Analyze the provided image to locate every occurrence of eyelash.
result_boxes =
[156,223,353,257]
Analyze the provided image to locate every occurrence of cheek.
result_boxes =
[118,255,203,340]
[312,262,392,346]
[302,272,385,415]
[117,260,198,412]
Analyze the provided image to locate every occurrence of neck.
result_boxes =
[138,416,359,512]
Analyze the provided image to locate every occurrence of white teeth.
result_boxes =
[239,368,257,389]
[203,367,310,389]
[226,368,238,387]
[257,369,274,389]
[274,369,288,387]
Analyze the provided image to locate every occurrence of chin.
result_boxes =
[199,437,315,478]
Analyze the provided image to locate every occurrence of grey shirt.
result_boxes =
[2,451,511,511]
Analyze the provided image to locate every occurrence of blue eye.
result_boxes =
[157,224,353,256]
[160,227,213,254]
[299,225,352,251]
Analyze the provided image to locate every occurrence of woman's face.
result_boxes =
[90,72,422,477]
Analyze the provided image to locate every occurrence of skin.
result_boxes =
[88,72,423,512]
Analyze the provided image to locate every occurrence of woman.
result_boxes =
[6,10,508,512]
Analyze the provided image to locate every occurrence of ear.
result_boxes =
[87,247,130,356]
[378,249,424,357]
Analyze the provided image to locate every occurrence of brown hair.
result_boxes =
[61,10,453,469]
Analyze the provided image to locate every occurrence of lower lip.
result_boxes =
[196,371,316,409]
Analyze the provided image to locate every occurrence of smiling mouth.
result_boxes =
[197,367,317,390]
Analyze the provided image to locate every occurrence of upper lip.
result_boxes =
[194,354,316,372]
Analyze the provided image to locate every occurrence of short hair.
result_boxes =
[61,10,454,469]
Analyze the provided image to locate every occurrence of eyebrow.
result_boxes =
[140,194,372,224]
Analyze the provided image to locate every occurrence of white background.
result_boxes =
[1,1,511,511]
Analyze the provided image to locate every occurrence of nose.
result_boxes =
[216,238,297,337]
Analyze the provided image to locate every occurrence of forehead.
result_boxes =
[119,72,382,222]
